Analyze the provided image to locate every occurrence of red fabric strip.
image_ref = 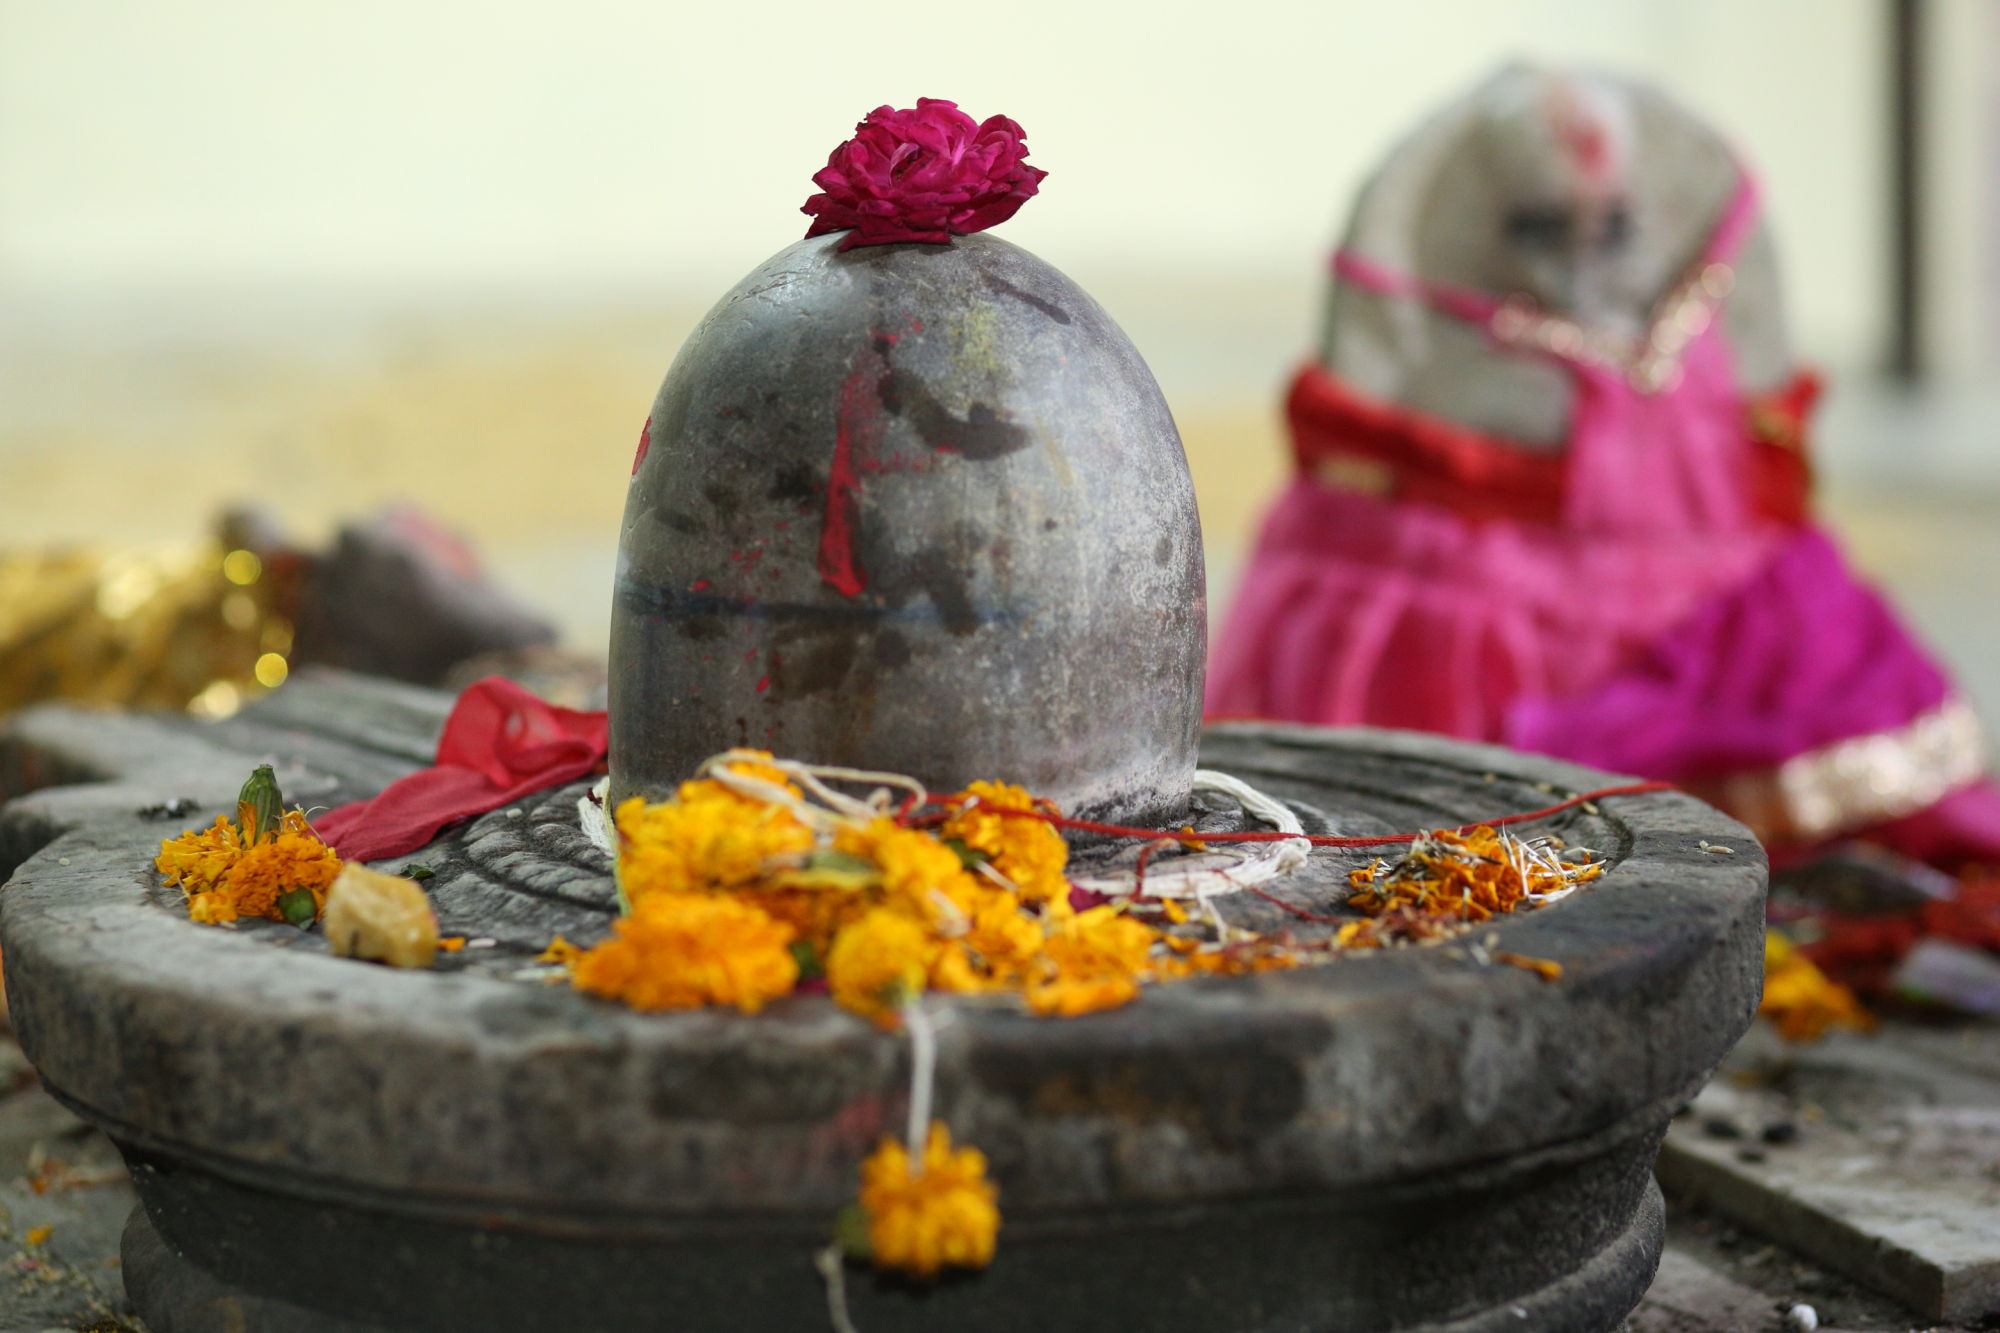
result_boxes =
[314,676,608,862]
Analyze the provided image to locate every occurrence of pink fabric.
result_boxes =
[1502,527,1950,775]
[1212,176,1781,735]
[1206,477,1775,739]
[315,677,609,862]
[1331,251,1503,326]
[1211,170,2000,863]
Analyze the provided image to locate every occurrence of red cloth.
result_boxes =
[1284,362,1817,528]
[315,677,608,862]
[1803,871,2000,997]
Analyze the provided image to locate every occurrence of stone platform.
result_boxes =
[0,670,1766,1332]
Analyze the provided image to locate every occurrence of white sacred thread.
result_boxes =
[1066,768,1317,902]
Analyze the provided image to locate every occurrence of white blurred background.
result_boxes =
[5,0,1998,704]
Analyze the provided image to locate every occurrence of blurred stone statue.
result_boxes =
[1209,63,2000,867]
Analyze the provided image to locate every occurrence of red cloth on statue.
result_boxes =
[315,677,608,862]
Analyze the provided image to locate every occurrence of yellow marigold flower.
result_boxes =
[1025,905,1157,1017]
[835,818,979,927]
[614,780,814,905]
[950,889,1045,988]
[154,816,245,895]
[1759,930,1873,1042]
[826,907,934,1026]
[940,781,1070,903]
[570,891,797,1013]
[156,809,341,925]
[537,934,582,965]
[859,1124,999,1278]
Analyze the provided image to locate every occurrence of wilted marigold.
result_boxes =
[858,1123,999,1277]
[570,891,797,1013]
[940,781,1070,903]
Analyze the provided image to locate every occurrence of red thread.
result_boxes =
[1242,882,1349,925]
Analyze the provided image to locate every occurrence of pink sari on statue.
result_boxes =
[1208,177,2000,864]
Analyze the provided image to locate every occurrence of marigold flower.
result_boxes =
[1760,930,1873,1042]
[1025,905,1155,1017]
[570,892,797,1013]
[826,907,934,1026]
[835,818,980,927]
[614,775,814,905]
[858,1124,999,1277]
[940,781,1070,903]
[156,808,342,926]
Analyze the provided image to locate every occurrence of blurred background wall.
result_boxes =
[4,0,1997,703]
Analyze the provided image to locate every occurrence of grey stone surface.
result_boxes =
[0,670,1767,1331]
[610,231,1205,826]
[1658,1023,2000,1322]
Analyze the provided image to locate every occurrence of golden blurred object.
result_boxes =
[1759,930,1874,1042]
[0,540,295,714]
[323,864,441,969]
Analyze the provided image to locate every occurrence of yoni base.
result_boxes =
[117,1169,1666,1333]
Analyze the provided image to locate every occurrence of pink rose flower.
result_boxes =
[801,98,1048,250]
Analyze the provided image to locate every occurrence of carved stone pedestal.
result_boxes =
[0,670,1765,1332]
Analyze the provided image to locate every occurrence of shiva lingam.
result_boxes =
[0,97,1764,1333]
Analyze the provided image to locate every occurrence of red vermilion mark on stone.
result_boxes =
[817,369,875,597]
[631,417,652,475]
[756,675,771,693]
[690,579,709,592]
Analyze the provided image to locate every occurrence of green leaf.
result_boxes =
[404,864,434,882]
[942,837,991,870]
[276,888,317,928]
[831,1204,872,1260]
[236,764,283,844]
[803,849,876,875]
[789,940,824,982]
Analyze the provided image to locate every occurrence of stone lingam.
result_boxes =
[0,98,1764,1333]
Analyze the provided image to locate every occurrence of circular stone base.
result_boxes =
[0,674,1764,1333]
[118,1180,1666,1333]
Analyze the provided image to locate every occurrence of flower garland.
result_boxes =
[151,750,1626,1294]
[550,749,1615,1286]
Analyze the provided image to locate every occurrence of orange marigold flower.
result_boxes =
[940,781,1070,902]
[537,934,582,966]
[835,818,979,927]
[1025,905,1156,1017]
[1760,930,1873,1042]
[614,775,815,905]
[858,1124,999,1278]
[156,809,341,926]
[826,906,934,1026]
[570,892,797,1013]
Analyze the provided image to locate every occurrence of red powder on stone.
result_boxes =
[818,370,872,597]
[632,417,652,475]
